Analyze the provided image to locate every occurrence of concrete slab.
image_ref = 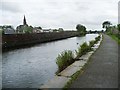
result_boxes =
[79,52,92,61]
[72,61,87,67]
[92,44,99,48]
[59,65,82,77]
[40,76,70,88]
[88,51,94,54]
[92,47,97,51]
[100,36,102,41]
[92,39,102,51]
[98,41,100,44]
[94,44,99,47]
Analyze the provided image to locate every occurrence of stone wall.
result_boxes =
[2,31,78,50]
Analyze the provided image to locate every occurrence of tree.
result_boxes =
[101,30,104,33]
[102,21,112,31]
[117,24,120,32]
[16,25,33,34]
[58,28,64,32]
[76,24,86,35]
[38,26,42,30]
[24,26,33,33]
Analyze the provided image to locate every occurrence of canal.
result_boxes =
[2,34,98,88]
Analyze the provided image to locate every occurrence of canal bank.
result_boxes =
[2,34,98,88]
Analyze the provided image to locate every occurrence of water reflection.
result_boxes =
[2,34,98,88]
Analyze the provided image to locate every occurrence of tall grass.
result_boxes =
[89,40,95,47]
[94,35,100,44]
[80,42,91,54]
[56,50,75,73]
[75,42,91,59]
[75,45,82,59]
[56,35,101,74]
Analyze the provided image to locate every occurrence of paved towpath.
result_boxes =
[70,34,118,88]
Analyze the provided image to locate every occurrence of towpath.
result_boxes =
[70,34,118,88]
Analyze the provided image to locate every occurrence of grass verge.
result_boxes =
[108,34,120,44]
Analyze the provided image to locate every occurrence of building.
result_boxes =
[1,26,15,34]
[16,15,30,33]
[32,27,43,33]
[23,15,28,26]
[42,29,50,32]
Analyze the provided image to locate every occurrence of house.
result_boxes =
[2,26,15,34]
[42,29,51,32]
[53,29,59,32]
[32,27,43,33]
[16,25,26,33]
[4,28,15,34]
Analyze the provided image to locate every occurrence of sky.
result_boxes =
[0,0,119,30]
[118,1,120,24]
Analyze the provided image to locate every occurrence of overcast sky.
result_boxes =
[0,0,119,30]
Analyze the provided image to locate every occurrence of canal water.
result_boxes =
[2,34,98,88]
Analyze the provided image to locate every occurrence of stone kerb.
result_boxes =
[40,76,70,88]
[79,52,93,61]
[92,35,103,51]
[58,64,82,77]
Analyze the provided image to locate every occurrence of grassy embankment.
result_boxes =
[56,35,101,74]
[108,34,120,44]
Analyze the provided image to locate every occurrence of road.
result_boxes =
[70,34,118,88]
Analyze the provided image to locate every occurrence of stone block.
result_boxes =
[79,52,92,61]
[40,76,70,89]
[72,61,87,67]
[88,51,94,54]
[92,47,97,51]
[59,65,82,77]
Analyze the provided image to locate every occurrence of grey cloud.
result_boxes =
[118,1,120,23]
[0,0,118,30]
[1,1,22,13]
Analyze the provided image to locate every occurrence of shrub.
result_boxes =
[56,35,101,74]
[80,42,91,54]
[94,35,100,44]
[75,46,82,59]
[89,40,95,47]
[56,50,74,73]
[75,42,91,59]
